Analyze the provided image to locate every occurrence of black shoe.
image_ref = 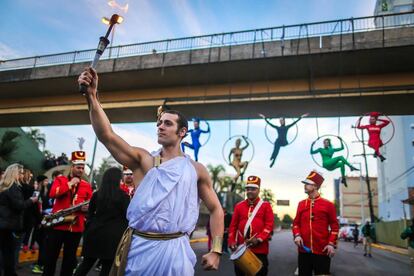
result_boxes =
[379,155,386,162]
[341,177,348,187]
[351,166,359,171]
[364,253,367,257]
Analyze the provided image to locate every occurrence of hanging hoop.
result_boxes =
[264,119,299,145]
[222,135,255,165]
[183,120,211,147]
[310,135,349,168]
[354,113,395,146]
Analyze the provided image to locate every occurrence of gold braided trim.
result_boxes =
[133,229,185,240]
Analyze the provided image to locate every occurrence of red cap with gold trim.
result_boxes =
[71,151,86,165]
[246,175,261,189]
[123,165,133,174]
[301,170,324,188]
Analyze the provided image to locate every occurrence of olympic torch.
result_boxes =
[79,14,124,95]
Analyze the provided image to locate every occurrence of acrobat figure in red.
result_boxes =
[356,112,390,162]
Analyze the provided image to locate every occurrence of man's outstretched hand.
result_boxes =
[201,252,220,270]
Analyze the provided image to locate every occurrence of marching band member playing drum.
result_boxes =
[228,176,274,276]
[293,171,339,276]
[43,151,93,276]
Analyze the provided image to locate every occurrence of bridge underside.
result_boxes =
[1,45,414,126]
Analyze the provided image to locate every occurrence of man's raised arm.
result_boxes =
[78,67,146,170]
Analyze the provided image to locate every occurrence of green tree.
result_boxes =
[274,213,281,225]
[261,188,275,205]
[26,128,46,150]
[0,131,20,164]
[282,214,293,224]
[207,164,225,192]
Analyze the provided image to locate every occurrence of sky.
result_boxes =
[0,0,381,216]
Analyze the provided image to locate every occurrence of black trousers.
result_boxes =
[234,253,268,276]
[73,257,113,276]
[298,252,331,276]
[42,229,82,276]
[0,229,17,276]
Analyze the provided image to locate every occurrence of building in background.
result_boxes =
[334,177,378,224]
[377,115,414,221]
[374,0,414,27]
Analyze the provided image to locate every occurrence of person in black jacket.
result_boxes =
[74,167,130,276]
[0,163,37,276]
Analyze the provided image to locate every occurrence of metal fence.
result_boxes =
[1,12,414,71]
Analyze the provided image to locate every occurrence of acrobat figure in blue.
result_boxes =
[259,113,308,168]
[181,118,210,161]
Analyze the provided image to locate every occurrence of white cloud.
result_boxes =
[169,0,203,36]
[0,42,21,59]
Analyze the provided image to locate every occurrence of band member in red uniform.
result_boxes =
[228,176,274,276]
[356,112,390,162]
[293,171,339,276]
[43,151,93,276]
[120,165,135,198]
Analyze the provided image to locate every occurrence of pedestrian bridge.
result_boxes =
[1,12,414,126]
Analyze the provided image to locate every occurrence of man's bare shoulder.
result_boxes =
[189,160,208,179]
[129,146,153,170]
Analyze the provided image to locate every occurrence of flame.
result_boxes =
[108,0,129,13]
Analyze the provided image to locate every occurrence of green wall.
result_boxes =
[375,219,409,248]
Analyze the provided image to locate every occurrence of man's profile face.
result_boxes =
[71,164,85,178]
[246,187,259,200]
[304,183,316,194]
[193,120,199,129]
[157,113,187,146]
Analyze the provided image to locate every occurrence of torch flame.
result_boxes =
[108,0,129,13]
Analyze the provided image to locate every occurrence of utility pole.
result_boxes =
[353,128,376,223]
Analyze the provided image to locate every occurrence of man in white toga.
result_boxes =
[78,67,223,275]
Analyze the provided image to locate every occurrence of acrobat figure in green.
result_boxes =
[310,138,359,187]
[259,113,308,168]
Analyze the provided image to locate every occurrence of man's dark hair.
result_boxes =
[162,110,188,133]
[51,170,63,179]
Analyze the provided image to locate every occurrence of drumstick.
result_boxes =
[245,233,258,248]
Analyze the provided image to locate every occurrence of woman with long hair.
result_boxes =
[0,163,37,276]
[74,167,130,276]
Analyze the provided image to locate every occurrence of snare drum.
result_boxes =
[230,244,263,276]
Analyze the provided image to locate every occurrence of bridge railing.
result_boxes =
[1,11,414,71]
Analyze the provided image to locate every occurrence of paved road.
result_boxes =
[18,231,411,275]
[194,231,411,276]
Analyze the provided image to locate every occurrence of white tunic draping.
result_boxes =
[125,150,199,276]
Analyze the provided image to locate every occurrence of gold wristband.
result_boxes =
[210,236,223,255]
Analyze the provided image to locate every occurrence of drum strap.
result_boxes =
[243,199,264,238]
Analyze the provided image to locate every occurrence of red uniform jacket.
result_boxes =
[120,183,135,198]
[292,195,339,255]
[228,198,274,255]
[49,175,92,232]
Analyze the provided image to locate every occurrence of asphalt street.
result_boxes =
[17,230,411,275]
